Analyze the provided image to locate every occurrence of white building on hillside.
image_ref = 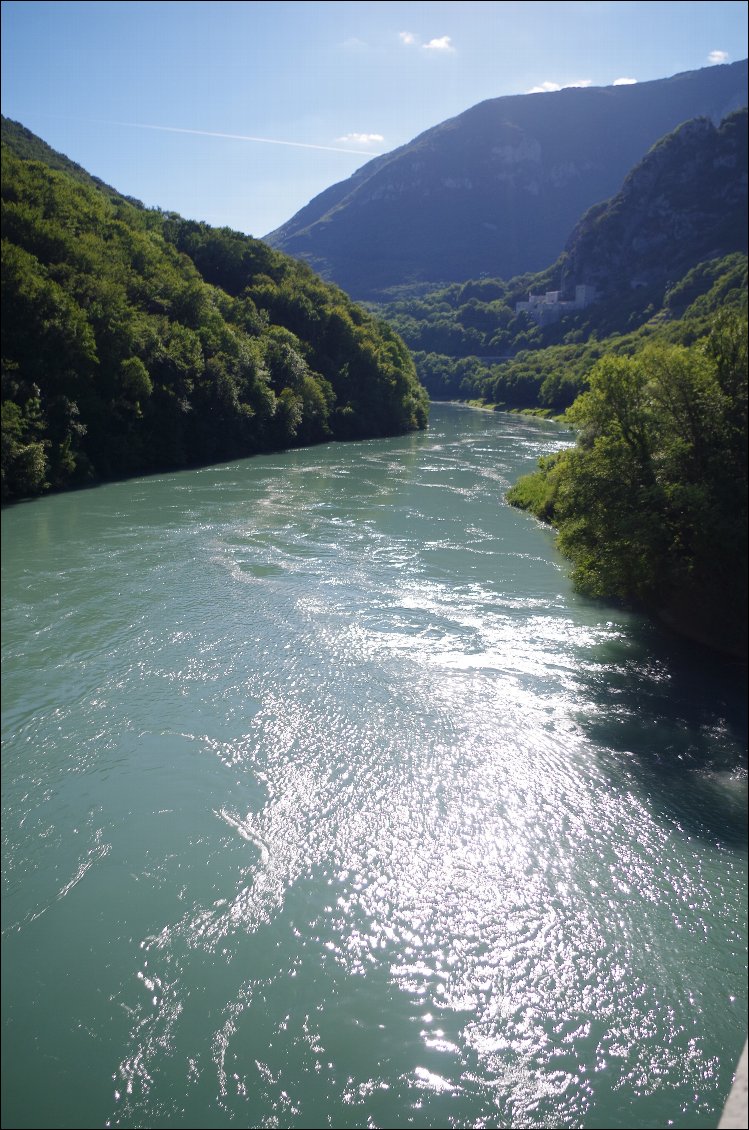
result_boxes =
[516,283,597,326]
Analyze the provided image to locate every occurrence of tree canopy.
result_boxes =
[1,141,428,502]
[507,312,748,656]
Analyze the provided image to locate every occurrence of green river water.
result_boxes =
[2,403,746,1129]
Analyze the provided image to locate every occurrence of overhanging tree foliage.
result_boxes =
[507,312,748,655]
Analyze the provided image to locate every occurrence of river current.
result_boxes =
[2,404,746,1129]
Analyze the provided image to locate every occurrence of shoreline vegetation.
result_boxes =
[444,377,748,660]
[506,316,748,659]
[447,398,559,419]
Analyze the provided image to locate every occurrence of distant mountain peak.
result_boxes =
[266,60,748,298]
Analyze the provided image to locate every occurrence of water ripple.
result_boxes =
[2,406,745,1130]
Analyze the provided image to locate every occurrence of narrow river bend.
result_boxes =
[2,403,746,1130]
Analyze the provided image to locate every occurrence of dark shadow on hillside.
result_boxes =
[572,617,748,848]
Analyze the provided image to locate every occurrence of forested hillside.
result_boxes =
[392,251,746,412]
[1,121,428,503]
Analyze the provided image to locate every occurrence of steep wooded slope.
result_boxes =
[1,122,428,503]
[559,108,748,297]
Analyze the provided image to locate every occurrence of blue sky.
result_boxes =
[2,1,747,237]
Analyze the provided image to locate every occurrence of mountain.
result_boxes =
[266,61,748,298]
[559,108,748,298]
[0,120,428,503]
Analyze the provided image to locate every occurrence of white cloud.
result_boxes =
[707,49,729,64]
[423,36,454,52]
[527,79,592,94]
[399,31,416,45]
[337,132,385,145]
[613,76,637,85]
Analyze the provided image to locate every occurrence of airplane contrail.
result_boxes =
[116,120,382,156]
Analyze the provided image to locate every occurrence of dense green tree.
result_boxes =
[508,313,748,655]
[1,140,427,502]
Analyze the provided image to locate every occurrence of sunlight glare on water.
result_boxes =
[1,404,746,1130]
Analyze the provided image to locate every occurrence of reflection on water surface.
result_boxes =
[2,405,746,1130]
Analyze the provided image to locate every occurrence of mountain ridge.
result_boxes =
[266,60,748,297]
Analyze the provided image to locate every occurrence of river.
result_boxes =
[2,403,746,1129]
